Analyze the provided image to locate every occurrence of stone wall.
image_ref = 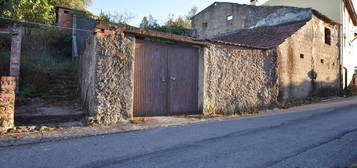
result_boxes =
[0,76,16,131]
[277,15,340,101]
[192,2,311,39]
[203,44,279,114]
[79,31,135,124]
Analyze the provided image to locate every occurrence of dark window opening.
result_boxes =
[202,22,208,29]
[321,59,324,64]
[300,54,304,59]
[325,27,331,45]
[64,10,70,14]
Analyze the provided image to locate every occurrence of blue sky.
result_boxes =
[87,0,269,26]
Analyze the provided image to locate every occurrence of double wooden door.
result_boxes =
[134,40,199,116]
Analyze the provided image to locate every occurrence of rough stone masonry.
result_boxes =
[79,31,135,125]
[0,76,16,131]
[203,44,279,115]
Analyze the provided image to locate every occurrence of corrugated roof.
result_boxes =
[215,20,308,49]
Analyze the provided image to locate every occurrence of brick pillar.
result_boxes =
[0,77,16,131]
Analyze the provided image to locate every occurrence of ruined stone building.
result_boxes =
[264,0,357,89]
[192,2,341,101]
[191,2,311,39]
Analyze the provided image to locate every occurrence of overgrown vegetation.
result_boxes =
[139,7,198,35]
[18,86,48,99]
[0,28,73,103]
[276,97,322,109]
[97,10,135,24]
[344,85,357,97]
[0,0,92,25]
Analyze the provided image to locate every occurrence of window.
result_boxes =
[321,59,324,64]
[300,54,304,59]
[227,15,233,21]
[325,27,331,45]
[64,10,70,14]
[202,22,208,29]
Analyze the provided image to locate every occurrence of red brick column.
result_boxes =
[0,76,16,131]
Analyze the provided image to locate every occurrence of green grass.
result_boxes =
[21,51,74,71]
[18,86,49,99]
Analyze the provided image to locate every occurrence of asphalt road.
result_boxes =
[1,97,357,168]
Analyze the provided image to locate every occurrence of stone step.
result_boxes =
[48,96,76,101]
[49,82,76,86]
[48,85,77,89]
[49,70,75,74]
[49,89,77,93]
[15,114,83,125]
[48,92,75,97]
[49,76,76,80]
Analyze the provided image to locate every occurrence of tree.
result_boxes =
[97,11,135,24]
[140,6,198,35]
[140,16,149,28]
[1,0,56,25]
[97,11,111,22]
[140,15,159,29]
[0,0,92,25]
[55,0,92,10]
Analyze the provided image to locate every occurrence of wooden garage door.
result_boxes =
[134,40,199,117]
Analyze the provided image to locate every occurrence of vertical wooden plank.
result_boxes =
[168,45,199,115]
[133,40,168,116]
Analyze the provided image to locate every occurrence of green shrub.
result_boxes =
[344,86,357,97]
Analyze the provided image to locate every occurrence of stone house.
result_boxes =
[264,0,357,89]
[192,3,341,101]
[191,2,311,39]
[215,12,340,101]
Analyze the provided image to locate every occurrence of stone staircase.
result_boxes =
[48,70,78,102]
[15,70,83,125]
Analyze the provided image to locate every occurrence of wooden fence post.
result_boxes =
[9,25,22,91]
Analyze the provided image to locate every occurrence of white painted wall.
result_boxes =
[341,1,357,87]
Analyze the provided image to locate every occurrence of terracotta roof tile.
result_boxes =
[215,21,308,48]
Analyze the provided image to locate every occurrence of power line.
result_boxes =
[0,16,94,32]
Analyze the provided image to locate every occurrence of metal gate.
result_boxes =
[134,40,199,116]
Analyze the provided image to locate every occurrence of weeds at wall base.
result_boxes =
[344,86,357,97]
